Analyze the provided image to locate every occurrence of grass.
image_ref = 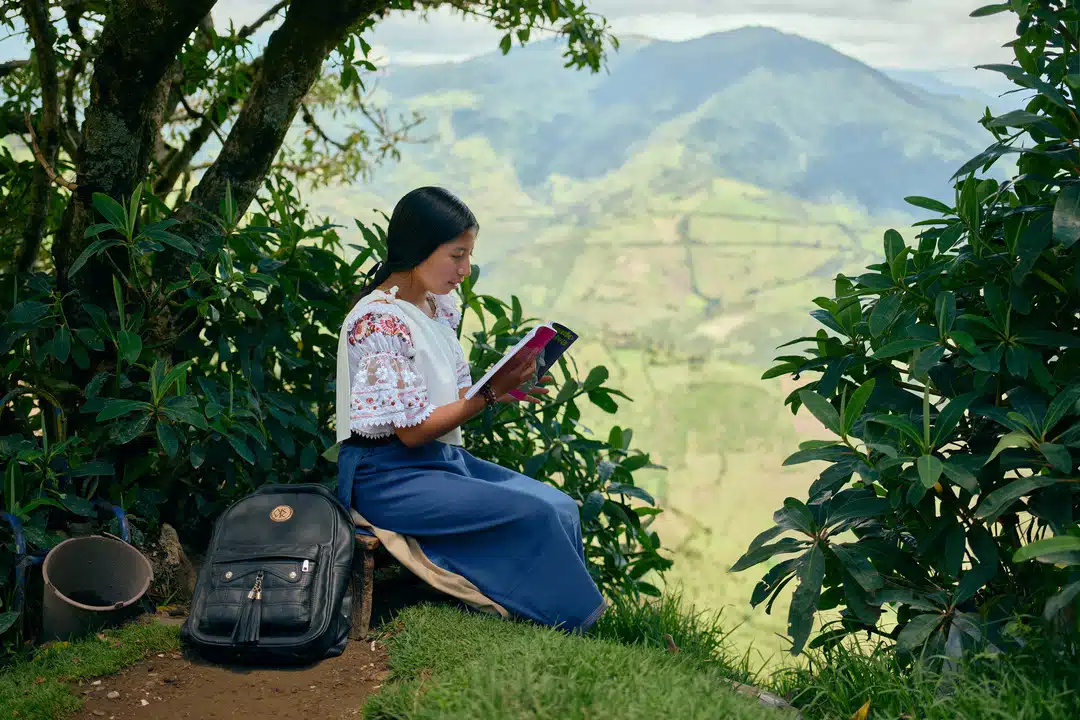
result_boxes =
[770,638,1080,720]
[362,601,778,720]
[0,619,180,719]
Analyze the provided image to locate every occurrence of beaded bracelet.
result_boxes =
[481,384,497,407]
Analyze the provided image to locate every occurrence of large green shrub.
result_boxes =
[735,0,1080,661]
[0,177,667,647]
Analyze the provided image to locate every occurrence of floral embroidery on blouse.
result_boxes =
[345,306,432,437]
[348,311,412,347]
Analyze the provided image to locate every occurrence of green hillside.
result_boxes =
[351,26,996,214]
[309,25,1001,660]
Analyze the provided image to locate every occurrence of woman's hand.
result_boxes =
[498,374,554,404]
[486,349,541,399]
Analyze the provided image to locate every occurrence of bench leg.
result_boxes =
[350,544,375,640]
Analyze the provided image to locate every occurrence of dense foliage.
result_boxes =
[0,0,664,651]
[737,0,1080,661]
[0,175,667,645]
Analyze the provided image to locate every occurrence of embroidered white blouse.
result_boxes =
[334,286,471,446]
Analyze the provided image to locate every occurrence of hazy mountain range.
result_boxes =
[352,26,1016,216]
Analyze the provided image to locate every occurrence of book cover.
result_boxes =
[464,322,577,401]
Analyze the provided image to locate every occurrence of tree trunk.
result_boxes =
[53,0,218,305]
[18,0,61,274]
[174,0,385,245]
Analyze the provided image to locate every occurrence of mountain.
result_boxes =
[883,68,1019,114]
[360,26,999,215]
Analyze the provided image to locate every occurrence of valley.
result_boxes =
[306,25,1009,662]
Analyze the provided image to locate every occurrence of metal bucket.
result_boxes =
[41,534,154,642]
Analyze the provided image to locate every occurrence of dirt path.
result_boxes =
[71,635,390,720]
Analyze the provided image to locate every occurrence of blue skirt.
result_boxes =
[336,438,608,633]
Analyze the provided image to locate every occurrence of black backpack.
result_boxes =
[181,483,355,664]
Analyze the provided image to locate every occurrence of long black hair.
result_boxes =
[350,186,478,308]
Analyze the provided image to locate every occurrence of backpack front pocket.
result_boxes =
[197,545,321,638]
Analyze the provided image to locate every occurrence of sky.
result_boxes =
[0,1,1017,89]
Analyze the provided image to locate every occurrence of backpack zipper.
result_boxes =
[248,571,264,599]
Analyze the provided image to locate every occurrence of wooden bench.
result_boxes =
[349,525,381,640]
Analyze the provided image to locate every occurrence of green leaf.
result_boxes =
[884,229,906,265]
[798,390,841,435]
[228,435,255,464]
[109,413,152,445]
[141,229,197,255]
[773,498,815,535]
[92,192,127,231]
[117,330,142,365]
[871,338,932,359]
[975,475,1060,521]
[936,223,965,253]
[970,4,1010,18]
[868,414,924,449]
[156,421,179,457]
[842,379,876,436]
[95,399,152,422]
[587,390,618,413]
[0,611,19,635]
[787,543,825,655]
[932,392,978,448]
[917,455,944,488]
[56,492,96,517]
[1053,184,1080,248]
[910,345,945,380]
[53,326,71,364]
[582,366,609,392]
[189,442,206,469]
[782,444,854,466]
[1039,442,1072,473]
[68,238,124,277]
[729,537,808,572]
[1013,536,1080,563]
[826,497,890,527]
[941,458,979,493]
[831,543,884,592]
[1044,384,1080,434]
[986,431,1034,463]
[896,613,943,653]
[904,196,953,214]
[935,292,957,334]
[67,460,113,478]
[869,294,902,337]
[1044,580,1080,620]
[5,300,52,325]
[162,395,208,430]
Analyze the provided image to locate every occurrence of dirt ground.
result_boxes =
[70,636,390,720]
[67,566,448,720]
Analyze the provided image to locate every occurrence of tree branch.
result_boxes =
[0,59,29,77]
[237,0,290,39]
[53,0,220,303]
[154,58,262,196]
[24,112,78,192]
[61,3,89,158]
[17,0,62,274]
[175,0,387,238]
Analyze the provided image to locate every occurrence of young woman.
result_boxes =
[334,186,607,633]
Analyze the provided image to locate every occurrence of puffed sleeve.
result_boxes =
[346,309,432,437]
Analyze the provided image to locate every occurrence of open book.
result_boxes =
[465,322,578,401]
